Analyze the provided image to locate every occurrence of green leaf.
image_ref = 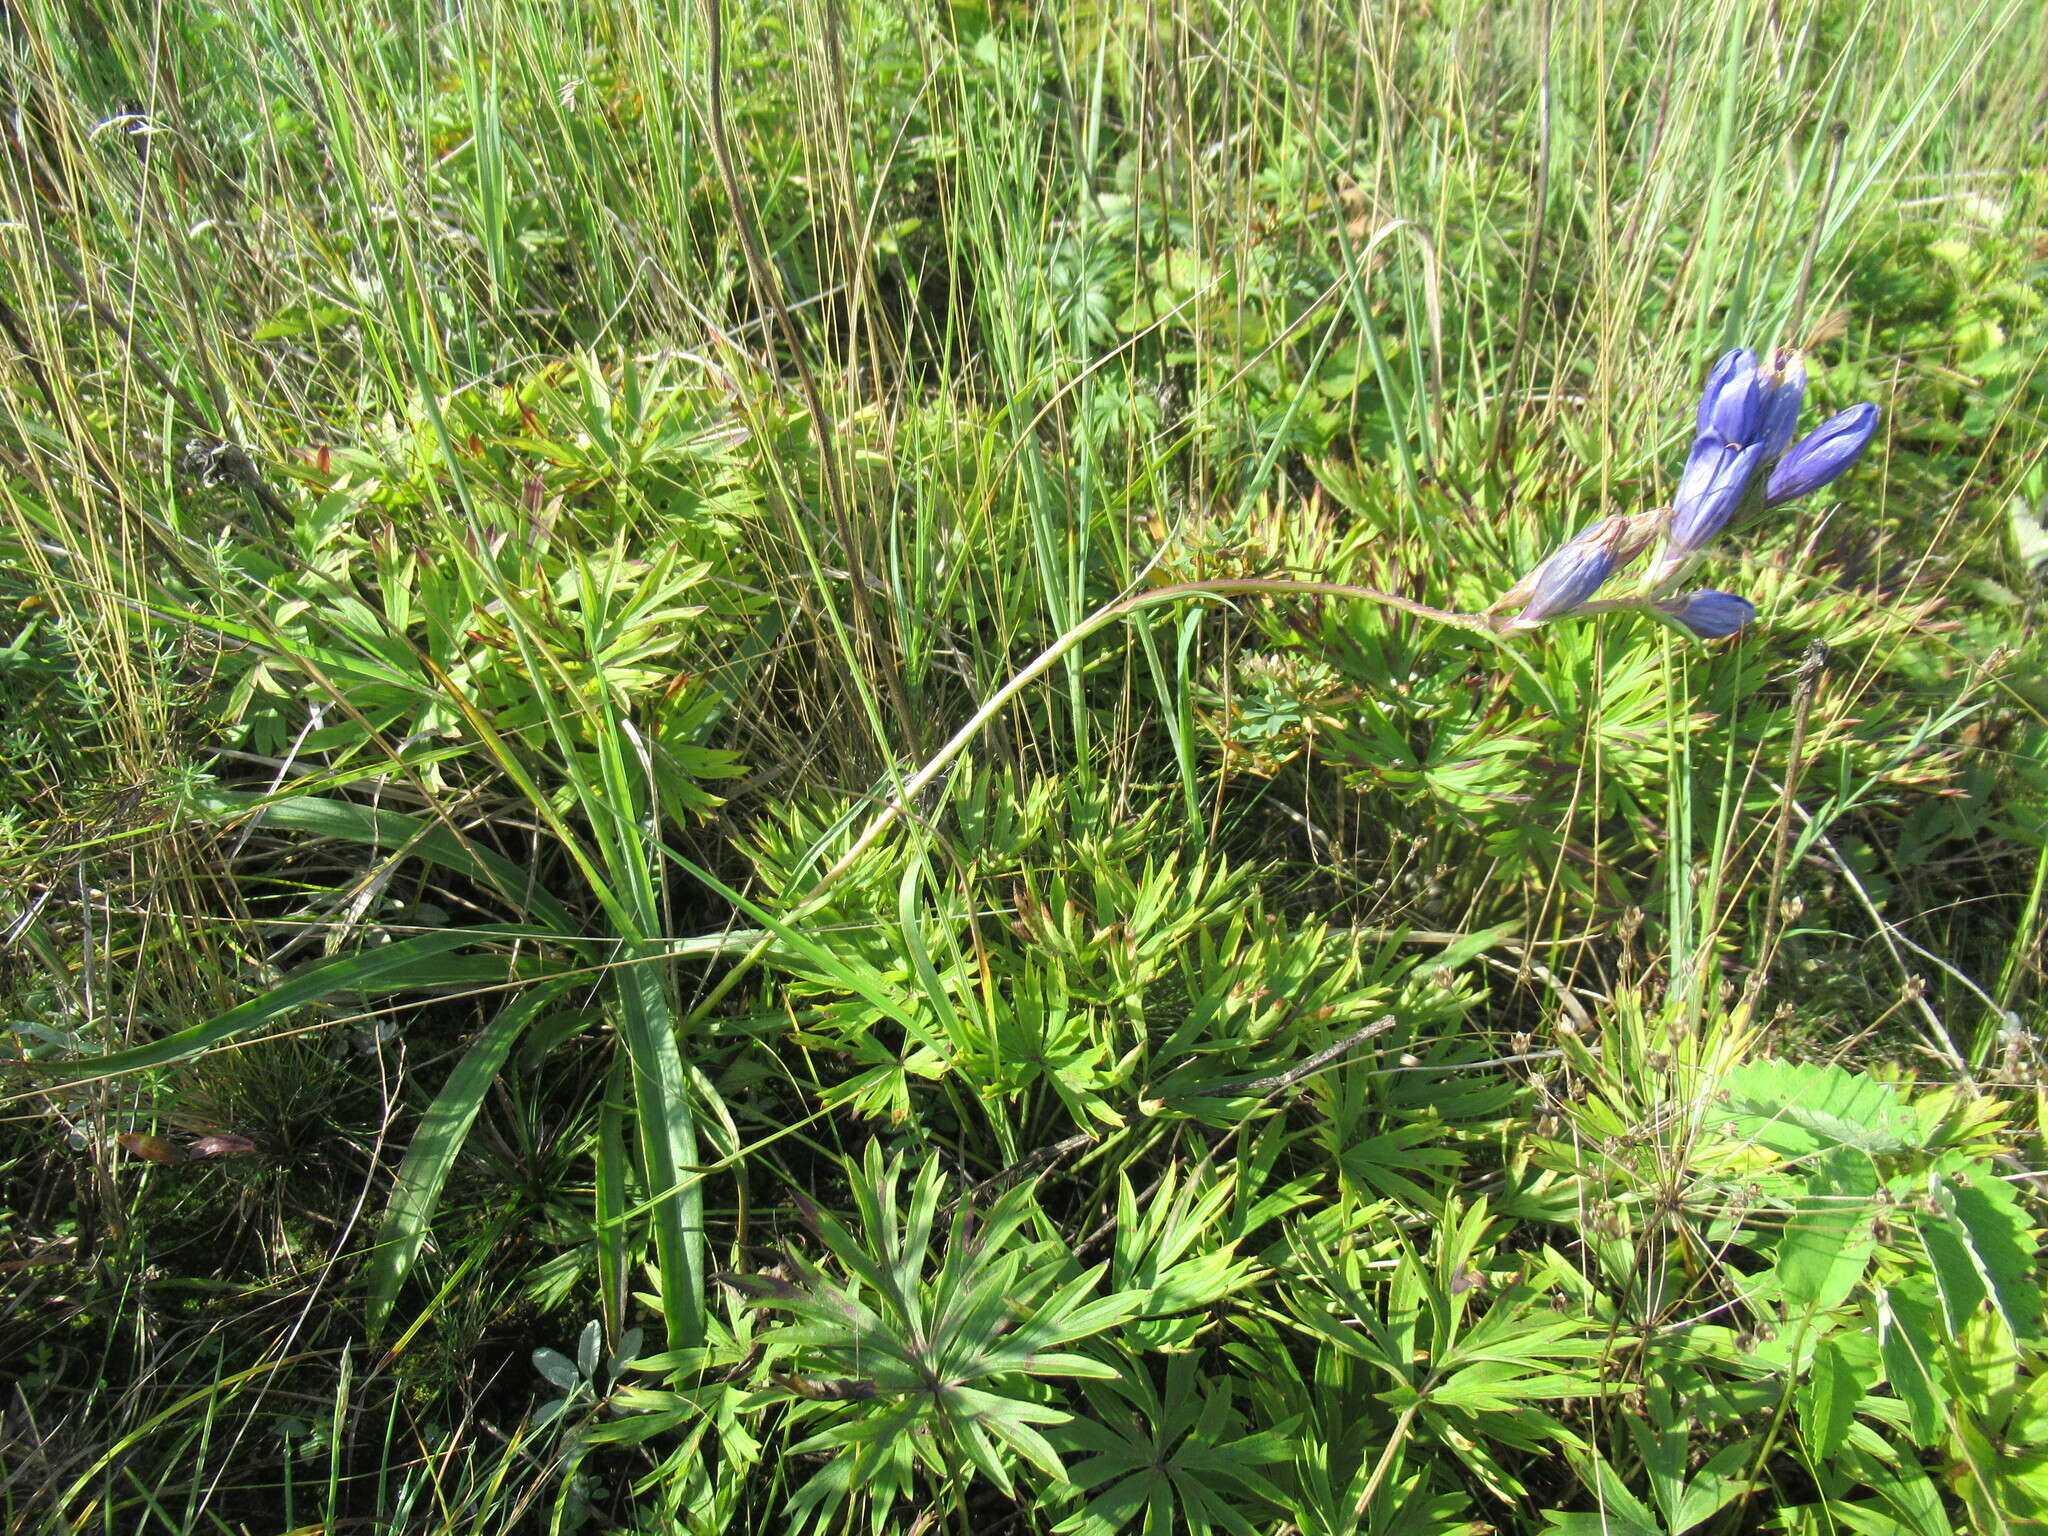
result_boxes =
[1541,1452,1663,1536]
[1718,1060,1919,1157]
[2010,496,2048,571]
[1339,1121,1465,1206]
[252,302,351,340]
[1429,922,1521,973]
[1801,1335,1879,1460]
[31,929,539,1081]
[1932,1161,2041,1336]
[533,1348,580,1391]
[1877,1283,1945,1447]
[599,943,708,1356]
[1777,1148,1878,1314]
[740,1150,1140,1532]
[1670,1442,1758,1533]
[194,789,578,932]
[1831,1443,1954,1536]
[595,1054,633,1340]
[366,977,574,1333]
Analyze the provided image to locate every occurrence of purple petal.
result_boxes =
[1764,403,1879,508]
[1695,349,1759,435]
[1706,366,1763,447]
[1756,349,1807,462]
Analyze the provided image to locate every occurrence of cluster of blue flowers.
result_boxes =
[1497,347,1879,639]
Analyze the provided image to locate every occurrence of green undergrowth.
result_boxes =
[4,0,2048,1531]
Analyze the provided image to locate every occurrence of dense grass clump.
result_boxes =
[4,0,2047,1530]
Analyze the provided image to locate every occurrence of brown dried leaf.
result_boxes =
[117,1132,185,1165]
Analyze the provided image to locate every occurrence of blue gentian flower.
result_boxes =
[1488,343,1877,635]
[1764,402,1879,508]
[1513,527,1619,627]
[1700,356,1763,447]
[1656,589,1756,639]
[1653,345,1876,589]
[1668,437,1767,558]
[1655,350,1775,577]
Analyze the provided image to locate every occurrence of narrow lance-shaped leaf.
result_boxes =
[194,790,577,933]
[367,977,576,1333]
[31,929,546,1082]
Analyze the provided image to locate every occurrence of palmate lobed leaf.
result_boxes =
[946,1383,1076,1480]
[1057,1354,1292,1536]
[1419,1362,1609,1413]
[1540,1467,1663,1536]
[1339,1123,1468,1207]
[741,1147,1147,1528]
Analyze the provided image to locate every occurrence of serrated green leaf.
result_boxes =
[1800,1336,1877,1460]
[1719,1060,1918,1157]
[1877,1284,1945,1447]
[1671,1442,1759,1532]
[1936,1161,2042,1335]
[1778,1148,1878,1314]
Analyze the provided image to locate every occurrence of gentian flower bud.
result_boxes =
[1763,402,1879,508]
[1509,515,1634,629]
[1755,348,1806,463]
[1704,366,1763,448]
[1655,589,1756,639]
[1695,349,1760,436]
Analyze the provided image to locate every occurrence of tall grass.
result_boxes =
[4,0,2046,1529]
